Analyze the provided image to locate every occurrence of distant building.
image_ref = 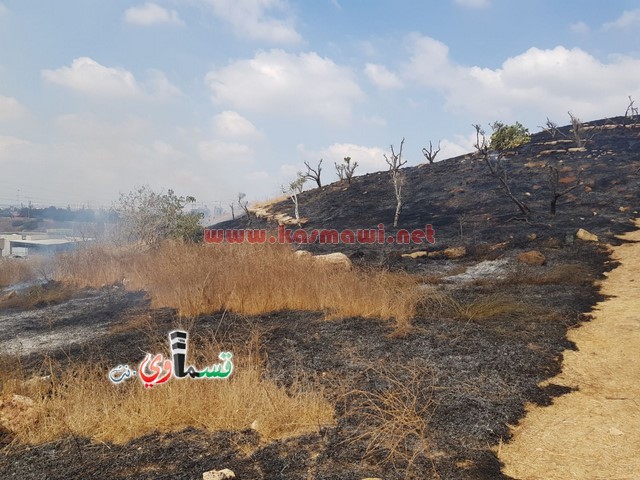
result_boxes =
[0,233,89,257]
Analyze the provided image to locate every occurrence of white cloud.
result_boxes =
[364,63,403,89]
[570,21,590,34]
[363,115,387,127]
[0,3,7,15]
[146,69,183,98]
[124,2,184,26]
[453,0,490,9]
[54,113,150,140]
[205,50,364,122]
[358,41,377,58]
[42,58,181,100]
[203,0,301,44]
[0,108,270,209]
[0,135,29,151]
[603,9,640,31]
[439,133,477,160]
[212,111,263,139]
[42,57,141,98]
[198,139,254,165]
[0,96,29,122]
[404,34,640,121]
[298,142,388,177]
[279,163,302,179]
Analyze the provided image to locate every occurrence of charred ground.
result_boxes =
[1,117,639,480]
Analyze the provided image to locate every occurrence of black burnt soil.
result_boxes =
[1,117,639,479]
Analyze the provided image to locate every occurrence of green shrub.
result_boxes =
[490,121,530,150]
[116,186,203,245]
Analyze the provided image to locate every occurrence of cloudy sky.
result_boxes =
[0,1,639,212]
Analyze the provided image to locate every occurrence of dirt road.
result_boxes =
[499,221,640,479]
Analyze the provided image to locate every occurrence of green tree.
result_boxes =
[490,121,531,150]
[116,186,203,245]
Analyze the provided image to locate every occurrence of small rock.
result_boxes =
[608,427,624,436]
[576,228,598,242]
[313,252,352,270]
[294,251,352,269]
[203,469,235,480]
[444,246,466,259]
[527,233,537,241]
[517,251,546,266]
[559,175,578,185]
[619,206,630,213]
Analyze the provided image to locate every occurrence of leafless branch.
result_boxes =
[302,159,323,188]
[335,157,358,184]
[421,140,441,164]
[472,124,489,156]
[538,117,562,139]
[626,95,638,119]
[282,176,306,226]
[237,192,251,225]
[548,165,582,214]
[567,111,594,147]
[384,138,407,227]
[484,153,531,216]
[473,121,530,216]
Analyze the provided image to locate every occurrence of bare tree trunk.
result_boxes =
[393,174,403,228]
[290,193,300,226]
[548,165,581,215]
[484,155,530,216]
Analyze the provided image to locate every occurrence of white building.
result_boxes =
[0,233,88,257]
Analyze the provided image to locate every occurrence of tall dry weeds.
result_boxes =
[0,337,334,445]
[344,363,439,477]
[55,241,421,328]
[0,258,36,288]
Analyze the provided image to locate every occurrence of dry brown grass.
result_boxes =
[0,282,74,309]
[55,241,421,329]
[0,257,35,288]
[345,363,438,475]
[0,338,334,445]
[420,290,537,322]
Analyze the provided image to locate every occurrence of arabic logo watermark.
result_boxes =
[108,330,233,388]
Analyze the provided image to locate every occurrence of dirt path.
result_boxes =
[499,221,640,479]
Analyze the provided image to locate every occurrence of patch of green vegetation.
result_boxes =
[490,121,531,150]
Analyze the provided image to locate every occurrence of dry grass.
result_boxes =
[345,363,438,476]
[509,263,595,286]
[0,257,35,288]
[0,338,334,445]
[420,290,536,322]
[54,241,421,329]
[0,282,74,309]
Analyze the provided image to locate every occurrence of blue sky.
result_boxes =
[0,0,639,214]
